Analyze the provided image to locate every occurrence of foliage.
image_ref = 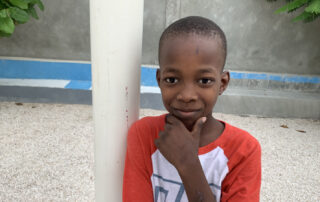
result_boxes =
[268,0,320,22]
[0,0,44,37]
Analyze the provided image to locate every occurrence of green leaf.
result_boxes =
[292,10,311,21]
[36,0,44,11]
[30,0,44,11]
[8,7,29,23]
[0,16,14,34]
[0,0,11,8]
[27,6,38,19]
[8,0,29,9]
[275,4,290,13]
[275,0,309,13]
[287,0,309,12]
[305,0,320,14]
[294,10,320,23]
[0,30,12,37]
[0,2,6,9]
[0,9,8,18]
[303,12,320,21]
[267,0,320,22]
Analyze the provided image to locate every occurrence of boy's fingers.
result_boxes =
[166,114,181,125]
[192,117,207,136]
[155,131,165,147]
[164,123,172,131]
[158,131,165,138]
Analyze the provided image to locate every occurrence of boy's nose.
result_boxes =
[176,84,198,103]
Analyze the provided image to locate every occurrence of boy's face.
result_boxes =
[157,35,229,129]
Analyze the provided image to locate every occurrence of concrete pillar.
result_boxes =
[90,0,144,201]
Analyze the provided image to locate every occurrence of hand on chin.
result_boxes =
[169,113,197,131]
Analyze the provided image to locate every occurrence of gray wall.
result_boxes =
[0,0,319,75]
[0,0,90,61]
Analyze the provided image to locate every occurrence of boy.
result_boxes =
[123,16,261,202]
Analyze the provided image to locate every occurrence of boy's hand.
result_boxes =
[154,114,207,170]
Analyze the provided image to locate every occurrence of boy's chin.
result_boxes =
[170,113,197,130]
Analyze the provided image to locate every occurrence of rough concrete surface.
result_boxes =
[0,102,319,201]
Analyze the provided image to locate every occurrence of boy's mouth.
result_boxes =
[173,108,201,119]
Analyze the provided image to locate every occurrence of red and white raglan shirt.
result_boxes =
[123,114,261,202]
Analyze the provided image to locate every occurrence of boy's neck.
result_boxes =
[199,116,224,148]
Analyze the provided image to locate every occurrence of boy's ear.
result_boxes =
[219,70,230,95]
[156,69,161,87]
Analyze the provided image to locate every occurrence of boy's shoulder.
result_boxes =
[219,121,261,160]
[223,121,259,145]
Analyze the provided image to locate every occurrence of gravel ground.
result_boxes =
[0,102,319,201]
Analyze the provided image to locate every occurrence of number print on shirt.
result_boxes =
[153,174,185,202]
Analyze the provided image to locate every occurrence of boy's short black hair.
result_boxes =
[158,16,227,68]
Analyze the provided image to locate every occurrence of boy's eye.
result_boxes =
[164,77,178,84]
[199,78,213,84]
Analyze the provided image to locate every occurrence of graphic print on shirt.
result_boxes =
[151,146,229,202]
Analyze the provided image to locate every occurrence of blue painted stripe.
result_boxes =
[65,80,91,90]
[230,72,320,84]
[0,59,91,80]
[1,59,319,86]
[141,66,158,86]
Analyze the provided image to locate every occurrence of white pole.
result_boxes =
[90,0,144,201]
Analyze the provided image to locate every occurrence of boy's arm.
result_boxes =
[221,139,261,202]
[154,115,216,202]
[177,157,217,202]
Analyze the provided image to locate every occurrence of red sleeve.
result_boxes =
[221,129,262,202]
[122,119,156,202]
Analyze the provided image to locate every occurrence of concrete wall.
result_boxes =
[0,0,90,61]
[0,0,319,75]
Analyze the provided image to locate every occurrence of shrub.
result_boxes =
[268,0,320,22]
[0,0,44,37]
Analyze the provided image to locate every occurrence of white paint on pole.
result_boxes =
[90,0,144,201]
